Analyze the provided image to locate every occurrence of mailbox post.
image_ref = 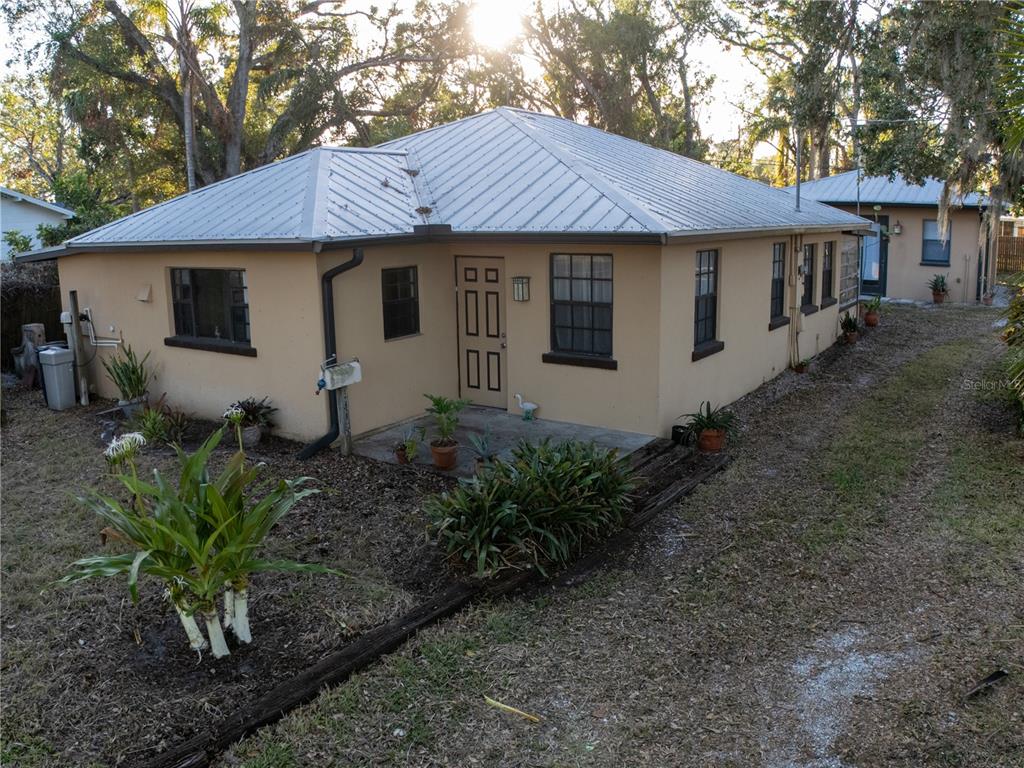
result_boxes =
[317,358,362,456]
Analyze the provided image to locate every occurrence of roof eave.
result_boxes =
[665,223,871,243]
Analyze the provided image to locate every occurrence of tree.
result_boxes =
[5,1,468,185]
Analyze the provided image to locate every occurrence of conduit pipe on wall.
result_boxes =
[298,246,365,460]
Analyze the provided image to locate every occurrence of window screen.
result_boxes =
[171,268,250,344]
[382,266,420,339]
[550,253,613,357]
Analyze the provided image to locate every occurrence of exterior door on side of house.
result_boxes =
[861,215,889,295]
[456,256,507,408]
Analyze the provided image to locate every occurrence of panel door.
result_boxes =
[456,257,506,408]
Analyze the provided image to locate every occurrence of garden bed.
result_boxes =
[0,386,453,766]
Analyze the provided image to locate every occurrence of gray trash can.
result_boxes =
[39,347,77,411]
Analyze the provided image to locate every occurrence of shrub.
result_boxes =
[60,425,334,658]
[1001,272,1024,420]
[130,407,168,443]
[426,439,635,577]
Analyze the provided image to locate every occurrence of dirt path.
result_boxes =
[219,304,1021,768]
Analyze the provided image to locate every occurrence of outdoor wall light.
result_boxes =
[891,220,903,235]
[512,276,530,301]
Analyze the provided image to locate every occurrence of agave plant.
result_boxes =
[60,426,332,658]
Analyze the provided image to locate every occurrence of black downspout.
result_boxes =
[298,247,365,459]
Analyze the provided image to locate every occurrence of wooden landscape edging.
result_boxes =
[140,443,730,768]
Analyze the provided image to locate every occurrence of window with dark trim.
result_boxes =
[821,241,835,302]
[802,243,816,308]
[550,253,613,357]
[770,242,786,321]
[694,249,718,346]
[170,267,250,345]
[382,266,420,340]
[922,219,951,264]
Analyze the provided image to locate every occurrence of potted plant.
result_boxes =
[982,292,994,307]
[468,427,496,472]
[394,427,424,464]
[840,312,860,344]
[224,397,277,449]
[101,344,151,418]
[928,274,949,304]
[424,394,469,470]
[862,295,881,327]
[792,358,811,374]
[679,401,735,453]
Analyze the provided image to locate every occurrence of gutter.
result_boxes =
[297,246,365,459]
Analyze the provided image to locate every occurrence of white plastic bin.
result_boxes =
[39,347,76,411]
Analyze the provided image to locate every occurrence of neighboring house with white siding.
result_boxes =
[1,186,75,260]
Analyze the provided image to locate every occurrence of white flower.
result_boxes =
[104,432,147,463]
[223,405,245,424]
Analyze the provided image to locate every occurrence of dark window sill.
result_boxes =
[164,336,257,357]
[384,331,422,343]
[692,340,725,362]
[542,352,617,370]
[801,304,819,316]
[768,315,791,331]
[920,261,950,267]
[820,297,838,309]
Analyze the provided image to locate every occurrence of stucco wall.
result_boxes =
[319,244,459,437]
[56,250,325,440]
[656,233,847,435]
[836,205,983,302]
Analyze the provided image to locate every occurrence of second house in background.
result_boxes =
[792,171,993,303]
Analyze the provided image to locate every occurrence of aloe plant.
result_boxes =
[60,426,333,658]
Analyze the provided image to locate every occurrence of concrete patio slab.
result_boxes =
[354,406,654,477]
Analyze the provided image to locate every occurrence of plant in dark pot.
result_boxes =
[224,397,277,449]
[424,394,469,470]
[680,401,736,453]
[840,312,860,344]
[394,427,424,464]
[102,344,151,418]
[468,427,496,473]
[862,295,881,327]
[792,357,811,374]
[928,274,949,304]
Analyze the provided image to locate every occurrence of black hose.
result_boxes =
[297,247,365,459]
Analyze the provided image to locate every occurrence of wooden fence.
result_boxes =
[998,236,1024,274]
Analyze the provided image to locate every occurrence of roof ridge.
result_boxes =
[495,109,666,233]
[302,148,333,238]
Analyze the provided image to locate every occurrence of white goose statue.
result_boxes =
[514,393,539,421]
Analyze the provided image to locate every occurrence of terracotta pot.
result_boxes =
[697,428,725,453]
[395,446,410,464]
[430,441,458,471]
[864,311,879,327]
[792,363,808,374]
[241,424,262,450]
[845,331,859,344]
[982,295,993,306]
[932,291,945,304]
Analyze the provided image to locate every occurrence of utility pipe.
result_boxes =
[298,247,364,459]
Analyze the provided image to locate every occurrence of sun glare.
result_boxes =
[470,0,525,50]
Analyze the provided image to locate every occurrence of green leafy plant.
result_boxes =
[1001,273,1024,420]
[928,274,949,294]
[163,407,191,446]
[679,401,736,438]
[59,426,333,658]
[396,426,425,459]
[862,295,882,313]
[225,396,277,428]
[426,439,635,577]
[840,312,860,333]
[423,394,469,446]
[101,344,151,401]
[130,407,168,444]
[467,427,495,462]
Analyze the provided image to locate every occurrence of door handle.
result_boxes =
[500,341,507,349]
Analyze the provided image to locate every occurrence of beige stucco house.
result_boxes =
[793,171,992,303]
[26,109,869,446]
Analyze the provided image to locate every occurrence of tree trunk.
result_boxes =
[180,49,196,191]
